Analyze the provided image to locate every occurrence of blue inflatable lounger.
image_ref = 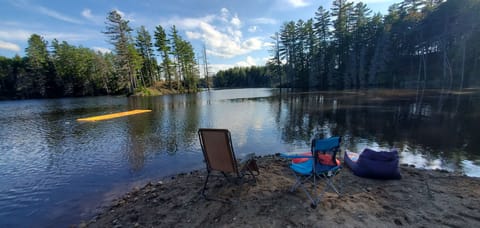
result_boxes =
[344,148,401,180]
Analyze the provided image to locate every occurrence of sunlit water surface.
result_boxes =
[1,88,479,226]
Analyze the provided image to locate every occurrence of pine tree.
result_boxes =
[103,10,138,94]
[154,25,173,89]
[24,34,50,97]
[135,26,157,87]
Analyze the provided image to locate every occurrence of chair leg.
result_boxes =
[290,171,303,192]
[290,172,318,206]
[298,182,316,206]
[327,178,341,195]
[202,171,211,199]
[314,177,341,204]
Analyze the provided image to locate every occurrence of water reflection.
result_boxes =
[0,88,479,227]
[269,89,480,176]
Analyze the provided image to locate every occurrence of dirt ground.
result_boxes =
[81,155,480,227]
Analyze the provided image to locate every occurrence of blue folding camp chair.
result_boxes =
[282,137,342,208]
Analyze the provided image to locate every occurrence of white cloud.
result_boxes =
[287,0,310,8]
[82,9,93,19]
[185,31,202,39]
[37,6,83,24]
[231,15,241,28]
[263,42,275,47]
[250,17,277,25]
[82,8,103,24]
[0,29,98,43]
[236,56,257,67]
[243,37,262,50]
[10,0,83,24]
[209,63,234,74]
[165,15,216,29]
[248,26,258,33]
[169,8,264,58]
[220,8,230,22]
[209,56,266,74]
[0,40,20,52]
[92,47,111,54]
[0,29,31,41]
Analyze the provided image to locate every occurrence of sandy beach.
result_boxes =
[82,155,480,227]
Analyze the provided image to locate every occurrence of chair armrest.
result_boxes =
[280,152,313,159]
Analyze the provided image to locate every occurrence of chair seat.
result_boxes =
[290,159,313,175]
[291,159,341,175]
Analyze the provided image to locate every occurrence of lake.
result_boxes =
[1,88,479,227]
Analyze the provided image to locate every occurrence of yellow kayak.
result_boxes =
[77,109,152,122]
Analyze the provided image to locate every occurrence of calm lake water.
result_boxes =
[1,88,479,227]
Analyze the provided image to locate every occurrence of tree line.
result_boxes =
[214,0,480,90]
[213,66,272,88]
[0,10,199,99]
[270,0,480,90]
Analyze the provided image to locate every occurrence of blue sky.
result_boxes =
[0,0,399,73]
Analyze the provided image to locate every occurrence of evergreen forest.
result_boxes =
[0,10,199,99]
[1,0,480,99]
[215,0,480,90]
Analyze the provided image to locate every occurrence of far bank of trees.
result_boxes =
[269,0,480,90]
[2,0,480,99]
[215,0,480,90]
[0,10,199,99]
[213,66,272,88]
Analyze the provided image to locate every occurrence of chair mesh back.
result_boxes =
[311,136,341,165]
[198,129,237,173]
